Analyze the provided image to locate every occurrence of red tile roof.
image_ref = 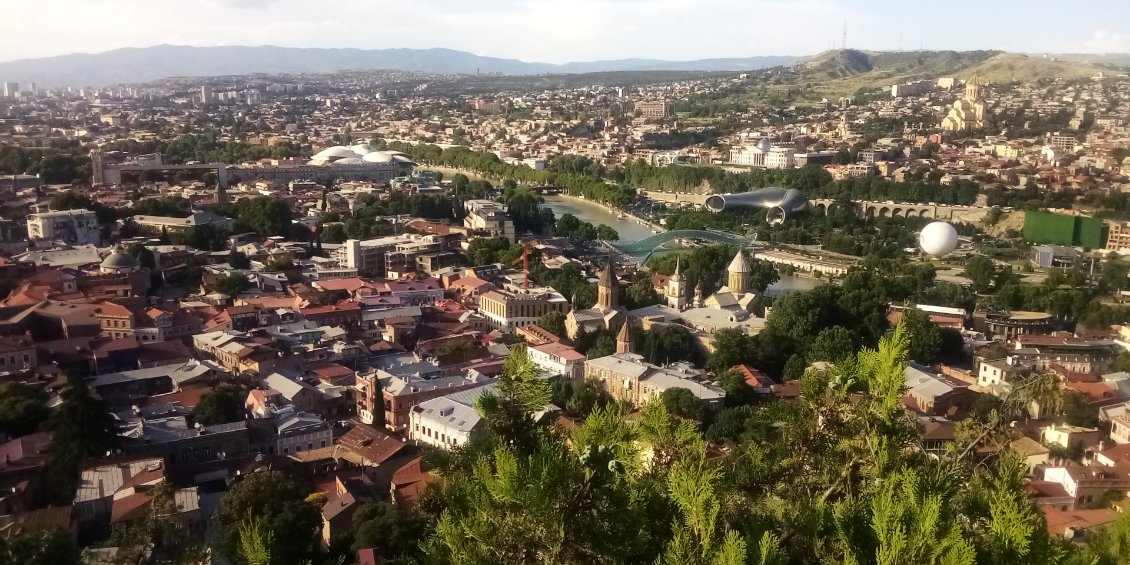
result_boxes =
[732,364,773,388]
[336,424,406,466]
[390,457,434,509]
[1043,507,1118,536]
[310,363,354,382]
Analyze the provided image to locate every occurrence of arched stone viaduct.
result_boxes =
[808,199,989,223]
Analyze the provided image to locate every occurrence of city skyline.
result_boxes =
[3,0,1130,64]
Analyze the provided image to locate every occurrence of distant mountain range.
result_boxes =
[1,45,1125,88]
[0,45,800,87]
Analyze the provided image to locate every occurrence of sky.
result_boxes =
[3,0,1130,63]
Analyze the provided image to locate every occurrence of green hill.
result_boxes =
[959,53,1105,81]
[799,49,875,79]
[733,49,1118,105]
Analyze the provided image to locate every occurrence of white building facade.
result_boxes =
[28,209,101,245]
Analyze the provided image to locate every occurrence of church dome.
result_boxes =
[727,250,750,273]
[101,247,139,270]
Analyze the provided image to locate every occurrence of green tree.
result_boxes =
[0,383,49,438]
[212,471,322,565]
[451,173,470,191]
[900,307,944,363]
[716,369,758,407]
[1114,351,1130,373]
[588,332,616,359]
[555,213,584,238]
[466,236,514,266]
[537,310,567,338]
[659,458,784,565]
[322,223,347,244]
[238,518,273,565]
[595,224,620,241]
[216,274,251,296]
[808,325,858,362]
[49,191,96,211]
[552,378,612,417]
[707,328,755,374]
[661,387,704,421]
[192,384,245,426]
[110,480,205,563]
[639,324,700,366]
[1063,390,1100,428]
[782,354,807,381]
[1,526,81,565]
[623,270,660,310]
[348,502,429,563]
[474,348,553,455]
[501,186,551,234]
[964,255,997,293]
[228,250,251,269]
[44,377,119,502]
[221,196,292,236]
[747,259,780,293]
[1101,258,1130,292]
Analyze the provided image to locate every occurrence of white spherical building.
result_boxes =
[919,221,959,256]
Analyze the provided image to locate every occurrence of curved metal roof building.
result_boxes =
[704,187,810,224]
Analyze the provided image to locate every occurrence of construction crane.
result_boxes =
[511,243,534,290]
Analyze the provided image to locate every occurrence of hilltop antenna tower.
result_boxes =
[842,20,847,50]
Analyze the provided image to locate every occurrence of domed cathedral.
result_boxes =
[704,249,757,313]
[565,257,626,339]
[941,75,987,132]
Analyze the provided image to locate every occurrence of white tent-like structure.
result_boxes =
[308,145,416,167]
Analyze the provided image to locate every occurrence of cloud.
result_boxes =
[206,0,278,7]
[1083,29,1130,53]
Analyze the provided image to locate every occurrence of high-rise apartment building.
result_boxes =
[635,99,671,119]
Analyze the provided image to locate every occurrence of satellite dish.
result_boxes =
[919,221,959,257]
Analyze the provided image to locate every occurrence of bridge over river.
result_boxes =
[606,229,756,259]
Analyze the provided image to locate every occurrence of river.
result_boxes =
[542,195,657,244]
[541,194,822,297]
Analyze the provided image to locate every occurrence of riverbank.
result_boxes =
[420,165,494,183]
[546,193,666,234]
